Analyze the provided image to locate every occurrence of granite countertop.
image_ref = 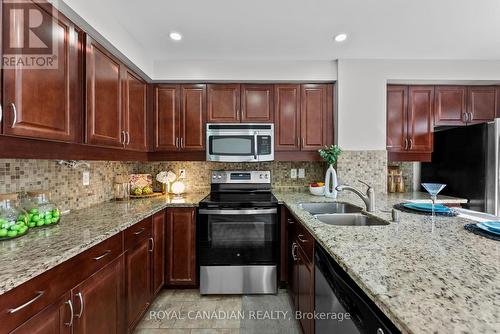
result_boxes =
[0,192,207,295]
[273,191,499,334]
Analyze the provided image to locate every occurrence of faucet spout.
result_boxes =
[336,181,376,212]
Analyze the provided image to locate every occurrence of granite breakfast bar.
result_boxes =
[0,191,498,334]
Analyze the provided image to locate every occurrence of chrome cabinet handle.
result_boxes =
[463,113,468,123]
[291,243,299,261]
[92,250,111,261]
[126,131,130,145]
[8,291,45,314]
[377,328,385,334]
[121,131,126,145]
[175,137,179,149]
[253,131,258,160]
[296,137,300,148]
[0,103,3,124]
[468,112,473,122]
[301,137,305,148]
[287,218,295,225]
[148,237,154,253]
[133,227,145,235]
[409,138,413,150]
[403,138,408,150]
[75,292,84,318]
[180,137,184,149]
[65,299,74,327]
[10,103,17,128]
[297,234,308,243]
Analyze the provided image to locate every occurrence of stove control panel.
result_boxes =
[211,171,271,184]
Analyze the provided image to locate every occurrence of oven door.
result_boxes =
[198,208,278,265]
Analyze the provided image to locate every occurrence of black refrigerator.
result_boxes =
[420,119,500,215]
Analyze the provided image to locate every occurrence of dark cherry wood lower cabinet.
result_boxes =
[166,208,197,287]
[284,207,315,334]
[72,256,125,334]
[125,237,152,332]
[152,210,166,295]
[11,292,72,334]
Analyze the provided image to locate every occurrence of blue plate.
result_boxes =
[402,202,451,213]
[476,223,500,236]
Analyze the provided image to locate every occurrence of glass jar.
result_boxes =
[22,191,61,228]
[0,193,29,240]
[114,175,130,201]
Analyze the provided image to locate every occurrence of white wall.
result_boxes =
[337,59,500,150]
[152,60,337,82]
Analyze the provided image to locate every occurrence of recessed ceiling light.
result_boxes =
[334,33,347,42]
[169,32,182,41]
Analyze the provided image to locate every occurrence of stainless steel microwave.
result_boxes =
[206,123,274,162]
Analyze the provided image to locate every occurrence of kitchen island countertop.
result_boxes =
[274,191,499,334]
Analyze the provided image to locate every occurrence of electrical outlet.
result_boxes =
[179,169,186,179]
[298,168,305,178]
[290,169,297,179]
[82,171,90,186]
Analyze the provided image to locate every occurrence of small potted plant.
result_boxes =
[318,145,341,198]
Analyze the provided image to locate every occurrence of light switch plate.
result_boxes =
[298,168,305,178]
[179,169,186,179]
[290,169,297,179]
[82,171,90,186]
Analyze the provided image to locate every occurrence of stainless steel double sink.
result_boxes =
[299,202,389,226]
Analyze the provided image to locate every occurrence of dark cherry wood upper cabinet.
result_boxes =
[387,85,408,152]
[434,86,467,126]
[152,210,166,296]
[407,86,434,152]
[468,86,497,123]
[86,36,123,148]
[241,84,274,122]
[154,85,180,151]
[11,292,72,334]
[207,84,240,122]
[274,85,301,151]
[123,69,147,151]
[180,84,206,150]
[300,84,328,151]
[72,256,124,334]
[2,4,81,142]
[166,208,197,287]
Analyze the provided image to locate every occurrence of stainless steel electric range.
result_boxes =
[198,170,279,295]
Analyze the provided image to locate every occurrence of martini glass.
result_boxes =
[421,183,446,223]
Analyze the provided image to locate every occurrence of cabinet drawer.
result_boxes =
[124,217,152,249]
[294,221,314,262]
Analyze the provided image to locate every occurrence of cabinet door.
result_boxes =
[2,4,81,142]
[407,86,434,152]
[123,69,147,151]
[86,37,123,147]
[72,256,124,334]
[154,85,180,151]
[166,208,197,286]
[241,84,274,122]
[274,85,301,151]
[207,84,240,122]
[125,239,151,330]
[180,84,206,151]
[434,86,467,126]
[300,84,328,151]
[297,245,314,334]
[468,86,497,123]
[288,241,299,311]
[152,210,166,296]
[386,85,408,152]
[11,292,72,334]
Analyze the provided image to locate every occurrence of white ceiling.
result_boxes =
[63,0,500,78]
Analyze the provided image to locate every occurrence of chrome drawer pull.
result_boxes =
[92,250,111,261]
[287,218,295,225]
[297,234,308,243]
[10,103,17,128]
[8,291,45,314]
[148,237,154,253]
[133,227,145,235]
[0,104,3,124]
[75,292,84,318]
[65,299,74,326]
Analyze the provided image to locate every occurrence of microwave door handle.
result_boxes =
[254,132,258,161]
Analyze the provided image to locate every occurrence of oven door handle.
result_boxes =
[198,208,277,215]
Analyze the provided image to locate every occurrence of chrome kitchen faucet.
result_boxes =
[336,180,376,212]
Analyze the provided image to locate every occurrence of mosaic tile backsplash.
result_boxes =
[0,152,388,211]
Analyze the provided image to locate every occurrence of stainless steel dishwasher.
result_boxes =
[315,245,401,334]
